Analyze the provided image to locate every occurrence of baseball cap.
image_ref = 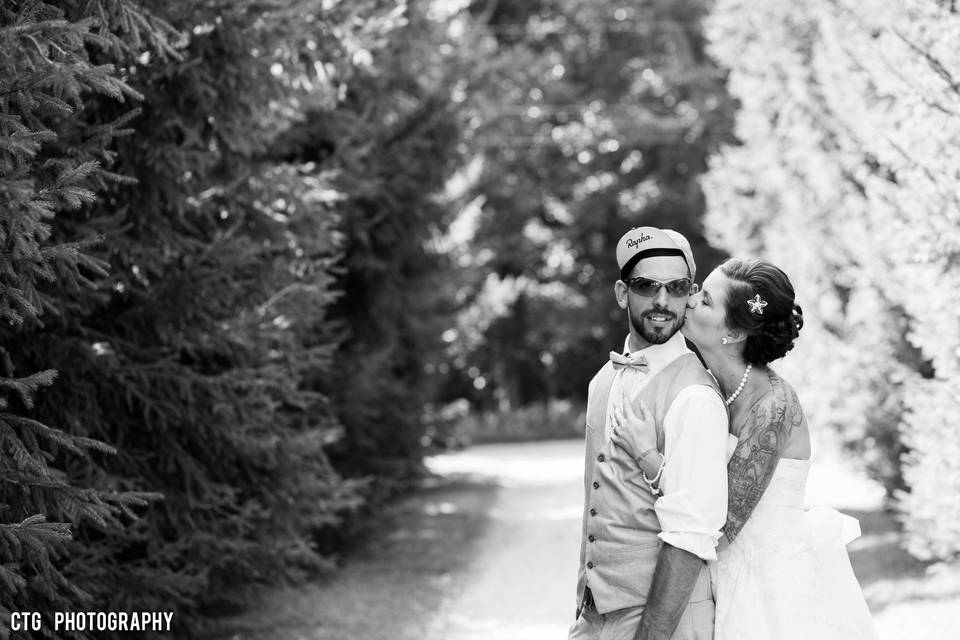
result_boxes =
[616,226,696,281]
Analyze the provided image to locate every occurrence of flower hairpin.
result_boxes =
[747,294,768,315]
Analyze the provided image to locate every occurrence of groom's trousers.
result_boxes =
[567,563,714,640]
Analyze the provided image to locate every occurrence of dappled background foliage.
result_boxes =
[705,0,960,562]
[274,5,465,492]
[427,0,735,422]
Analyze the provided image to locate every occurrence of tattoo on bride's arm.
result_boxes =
[722,399,788,543]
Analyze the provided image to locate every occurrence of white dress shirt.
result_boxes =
[604,332,729,560]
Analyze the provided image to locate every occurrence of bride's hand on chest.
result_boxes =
[610,389,661,476]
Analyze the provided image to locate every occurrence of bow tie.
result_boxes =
[610,351,649,372]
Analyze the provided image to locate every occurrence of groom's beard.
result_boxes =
[629,305,684,345]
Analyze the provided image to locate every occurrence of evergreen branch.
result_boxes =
[0,18,75,45]
[1,413,115,458]
[0,476,148,529]
[0,562,28,593]
[0,131,53,157]
[54,160,100,188]
[33,92,75,115]
[0,286,40,325]
[7,438,50,478]
[71,437,117,456]
[41,241,111,284]
[95,168,138,185]
[255,283,324,316]
[84,107,142,144]
[58,185,98,209]
[113,0,185,62]
[0,370,58,410]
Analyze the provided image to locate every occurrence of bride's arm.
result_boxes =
[721,394,790,545]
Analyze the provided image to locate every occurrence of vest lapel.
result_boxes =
[587,362,618,432]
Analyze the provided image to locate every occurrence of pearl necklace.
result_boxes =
[724,363,752,406]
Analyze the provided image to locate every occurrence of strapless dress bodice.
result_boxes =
[758,458,809,509]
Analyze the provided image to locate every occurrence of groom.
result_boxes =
[569,227,729,640]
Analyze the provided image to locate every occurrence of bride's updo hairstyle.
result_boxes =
[720,257,804,366]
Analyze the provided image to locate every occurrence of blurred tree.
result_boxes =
[705,0,960,562]
[274,2,465,492]
[431,0,735,412]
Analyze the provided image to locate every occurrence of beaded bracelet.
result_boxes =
[641,458,665,496]
[637,448,662,478]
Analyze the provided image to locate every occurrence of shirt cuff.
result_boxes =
[655,489,725,561]
[657,530,721,561]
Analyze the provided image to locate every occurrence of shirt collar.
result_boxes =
[622,331,690,371]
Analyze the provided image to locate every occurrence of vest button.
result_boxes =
[588,535,596,542]
[597,454,605,462]
[587,561,594,569]
[592,481,600,489]
[590,508,597,516]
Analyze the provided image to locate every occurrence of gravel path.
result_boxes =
[424,440,586,640]
[423,438,960,640]
[215,438,959,640]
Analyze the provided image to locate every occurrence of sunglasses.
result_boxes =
[624,276,693,298]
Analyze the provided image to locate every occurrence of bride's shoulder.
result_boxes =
[766,368,803,402]
[754,368,805,421]
[729,369,808,444]
[739,369,796,413]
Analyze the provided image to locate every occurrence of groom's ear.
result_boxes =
[614,280,629,308]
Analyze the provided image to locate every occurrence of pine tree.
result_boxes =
[0,1,173,634]
[3,0,406,635]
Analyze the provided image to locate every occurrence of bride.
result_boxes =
[612,257,879,639]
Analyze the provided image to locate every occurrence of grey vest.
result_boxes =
[576,352,721,614]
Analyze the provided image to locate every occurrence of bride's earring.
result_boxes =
[721,337,729,345]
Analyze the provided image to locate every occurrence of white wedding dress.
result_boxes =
[711,457,880,640]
